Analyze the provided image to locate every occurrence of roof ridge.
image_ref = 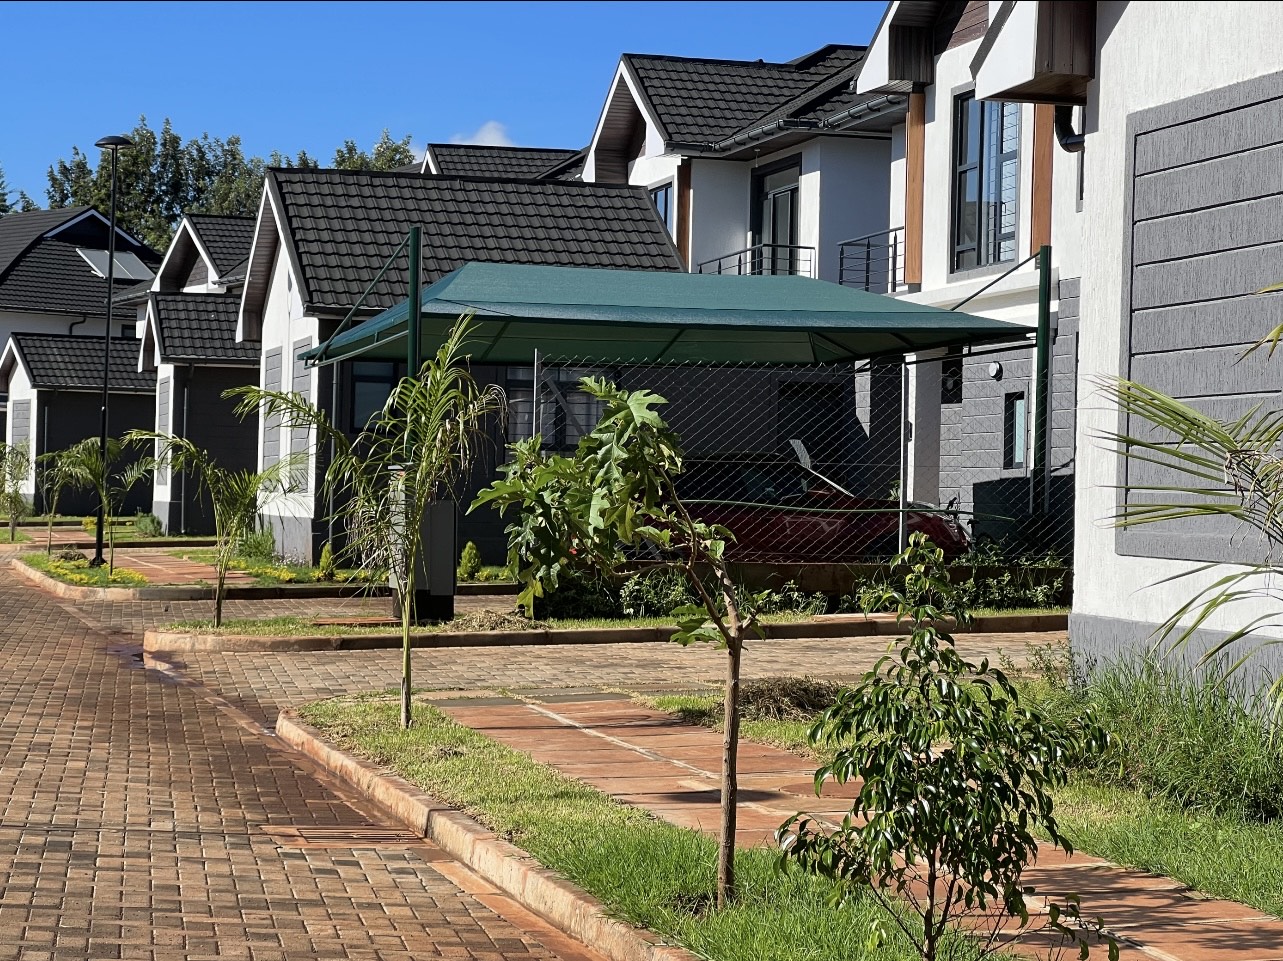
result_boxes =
[737,58,867,131]
[266,167,646,190]
[622,50,849,70]
[428,144,580,155]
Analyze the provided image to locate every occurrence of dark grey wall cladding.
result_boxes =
[262,347,282,466]
[186,256,208,288]
[176,366,260,535]
[156,377,170,484]
[1119,69,1283,564]
[42,391,153,516]
[10,399,30,449]
[290,338,312,487]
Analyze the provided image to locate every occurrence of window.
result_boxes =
[650,182,673,234]
[506,367,607,450]
[941,350,964,405]
[752,158,802,274]
[1003,392,1027,470]
[350,361,405,431]
[952,94,1020,271]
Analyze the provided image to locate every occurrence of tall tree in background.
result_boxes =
[332,129,417,171]
[0,164,38,216]
[42,118,410,249]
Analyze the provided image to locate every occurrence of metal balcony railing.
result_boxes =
[837,226,906,293]
[696,243,816,278]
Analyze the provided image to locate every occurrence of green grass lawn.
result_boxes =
[298,696,983,961]
[0,528,31,544]
[639,691,1283,917]
[167,550,379,586]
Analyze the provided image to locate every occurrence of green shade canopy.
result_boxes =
[304,262,1028,367]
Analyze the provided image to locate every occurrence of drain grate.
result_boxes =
[260,825,430,849]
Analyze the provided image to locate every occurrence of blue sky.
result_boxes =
[0,0,886,201]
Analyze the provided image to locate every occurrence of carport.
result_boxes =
[302,258,1032,614]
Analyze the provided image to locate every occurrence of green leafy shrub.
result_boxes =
[620,568,696,616]
[81,515,97,533]
[133,511,163,538]
[317,541,337,581]
[780,534,1111,961]
[457,540,483,581]
[533,569,622,619]
[237,527,276,562]
[474,565,512,583]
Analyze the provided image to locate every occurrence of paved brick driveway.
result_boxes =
[0,567,602,961]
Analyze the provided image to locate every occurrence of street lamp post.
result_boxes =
[89,134,133,568]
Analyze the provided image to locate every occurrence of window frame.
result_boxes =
[950,91,1021,274]
[649,181,674,234]
[348,360,406,433]
[1003,391,1028,471]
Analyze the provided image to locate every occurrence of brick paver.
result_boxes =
[438,697,1283,961]
[0,566,606,961]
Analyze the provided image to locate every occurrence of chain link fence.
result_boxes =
[511,340,1074,574]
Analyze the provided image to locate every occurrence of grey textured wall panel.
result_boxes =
[156,377,170,484]
[289,338,312,487]
[1120,70,1283,565]
[262,347,282,466]
[1133,141,1283,221]
[1134,96,1283,176]
[9,400,30,448]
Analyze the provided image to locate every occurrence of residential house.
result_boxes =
[0,333,155,515]
[133,214,258,532]
[967,0,1283,678]
[236,167,684,562]
[855,0,1084,553]
[0,206,160,437]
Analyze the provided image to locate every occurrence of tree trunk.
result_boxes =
[8,515,14,543]
[400,593,413,728]
[717,637,742,909]
[214,566,226,628]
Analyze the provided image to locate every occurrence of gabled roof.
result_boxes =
[185,215,256,278]
[424,144,584,179]
[0,206,93,280]
[146,293,260,366]
[2,332,155,392]
[0,235,160,316]
[623,45,865,143]
[241,167,683,330]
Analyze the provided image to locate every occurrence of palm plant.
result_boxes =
[59,437,154,572]
[231,317,504,727]
[35,448,76,553]
[0,441,30,543]
[1102,367,1283,704]
[124,433,297,626]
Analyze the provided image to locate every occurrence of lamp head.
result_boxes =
[94,135,134,150]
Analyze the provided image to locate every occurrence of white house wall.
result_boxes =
[151,362,177,527]
[1073,1,1283,670]
[688,159,750,272]
[0,311,113,350]
[256,242,318,562]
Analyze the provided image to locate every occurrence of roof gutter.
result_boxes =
[665,94,906,155]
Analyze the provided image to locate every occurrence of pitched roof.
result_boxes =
[261,168,683,315]
[0,238,158,316]
[624,45,866,143]
[426,144,584,179]
[8,332,155,391]
[0,206,92,281]
[185,214,256,277]
[150,293,259,364]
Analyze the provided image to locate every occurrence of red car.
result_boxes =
[675,455,968,562]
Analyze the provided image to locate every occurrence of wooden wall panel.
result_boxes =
[1030,103,1055,254]
[904,92,926,286]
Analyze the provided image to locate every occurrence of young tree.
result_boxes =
[474,379,763,909]
[125,433,295,626]
[0,441,31,542]
[232,319,503,727]
[332,129,417,171]
[778,534,1114,961]
[59,437,153,572]
[35,448,76,553]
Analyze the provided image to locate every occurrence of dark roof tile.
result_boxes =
[151,293,259,364]
[428,144,583,179]
[10,332,154,391]
[186,214,256,277]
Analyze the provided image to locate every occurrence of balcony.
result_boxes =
[696,243,815,278]
[837,226,906,293]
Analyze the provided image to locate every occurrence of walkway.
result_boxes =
[0,565,606,961]
[436,695,1283,961]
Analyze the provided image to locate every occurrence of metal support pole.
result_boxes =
[406,226,422,377]
[91,145,122,567]
[898,358,910,554]
[531,348,541,442]
[1032,244,1053,517]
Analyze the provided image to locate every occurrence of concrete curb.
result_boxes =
[144,612,1068,654]
[276,710,698,961]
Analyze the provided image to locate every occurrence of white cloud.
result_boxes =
[449,121,516,147]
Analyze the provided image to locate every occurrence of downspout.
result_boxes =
[180,366,192,534]
[1032,245,1053,516]
[67,314,87,336]
[1054,105,1085,153]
